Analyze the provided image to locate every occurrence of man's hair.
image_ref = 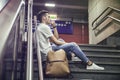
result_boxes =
[37,10,49,22]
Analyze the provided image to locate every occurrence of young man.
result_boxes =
[36,10,104,70]
[49,20,75,60]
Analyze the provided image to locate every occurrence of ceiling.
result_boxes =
[32,0,88,22]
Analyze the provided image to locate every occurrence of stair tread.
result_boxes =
[44,78,93,80]
[71,68,120,74]
[78,44,116,48]
[69,61,120,65]
[5,57,120,64]
[82,49,120,52]
[86,54,120,58]
[5,67,120,74]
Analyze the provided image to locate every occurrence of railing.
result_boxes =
[92,6,120,30]
[26,0,33,80]
[0,0,25,80]
[94,16,120,36]
[92,6,120,35]
[34,16,44,80]
[35,30,44,80]
[10,1,25,80]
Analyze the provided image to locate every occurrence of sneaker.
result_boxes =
[87,63,104,70]
[72,57,81,61]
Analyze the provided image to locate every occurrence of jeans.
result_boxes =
[52,42,89,63]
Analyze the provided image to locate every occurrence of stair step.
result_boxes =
[4,57,120,71]
[79,44,116,47]
[70,72,120,80]
[3,44,120,80]
[82,49,120,53]
[71,68,120,74]
[88,56,120,63]
[5,67,120,80]
[44,78,93,80]
[69,61,120,65]
[84,51,120,57]
[43,68,120,80]
[69,62,120,71]
[43,69,120,80]
[87,54,120,58]
[79,44,117,50]
[71,55,119,63]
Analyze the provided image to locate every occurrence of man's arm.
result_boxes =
[50,35,66,45]
[51,21,59,39]
[53,27,59,39]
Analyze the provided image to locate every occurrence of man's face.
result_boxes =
[44,13,51,24]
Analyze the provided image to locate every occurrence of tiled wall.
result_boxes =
[59,23,89,44]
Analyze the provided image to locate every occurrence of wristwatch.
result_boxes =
[51,26,56,29]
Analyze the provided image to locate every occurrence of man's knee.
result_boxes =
[70,42,77,46]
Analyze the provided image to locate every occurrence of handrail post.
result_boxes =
[26,0,33,80]
[34,16,44,80]
[36,33,44,80]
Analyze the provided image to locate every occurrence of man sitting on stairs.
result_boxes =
[36,10,105,70]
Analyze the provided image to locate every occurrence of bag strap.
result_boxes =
[48,60,64,63]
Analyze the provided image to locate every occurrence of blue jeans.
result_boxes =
[52,42,89,63]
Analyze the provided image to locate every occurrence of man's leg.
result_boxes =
[52,42,104,70]
[52,42,89,63]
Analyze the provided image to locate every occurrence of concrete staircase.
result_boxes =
[42,44,120,80]
[3,44,120,80]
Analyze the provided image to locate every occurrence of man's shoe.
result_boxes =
[87,63,104,70]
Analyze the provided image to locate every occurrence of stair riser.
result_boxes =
[80,47,117,50]
[3,44,120,80]
[4,69,120,80]
[88,57,120,63]
[71,73,120,80]
[69,63,120,71]
[84,51,120,56]
[5,62,120,72]
[34,71,120,80]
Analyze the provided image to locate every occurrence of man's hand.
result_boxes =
[51,20,56,27]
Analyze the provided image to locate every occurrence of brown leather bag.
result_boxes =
[45,49,70,77]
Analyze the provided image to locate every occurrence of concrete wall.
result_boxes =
[88,0,120,44]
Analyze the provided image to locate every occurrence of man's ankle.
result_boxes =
[87,61,93,66]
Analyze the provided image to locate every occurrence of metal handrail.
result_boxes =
[92,6,120,29]
[92,15,120,31]
[93,16,120,36]
[34,16,44,80]
[35,32,44,80]
[108,16,120,23]
[26,0,33,80]
[0,0,25,79]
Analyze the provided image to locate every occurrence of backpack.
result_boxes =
[45,49,70,77]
